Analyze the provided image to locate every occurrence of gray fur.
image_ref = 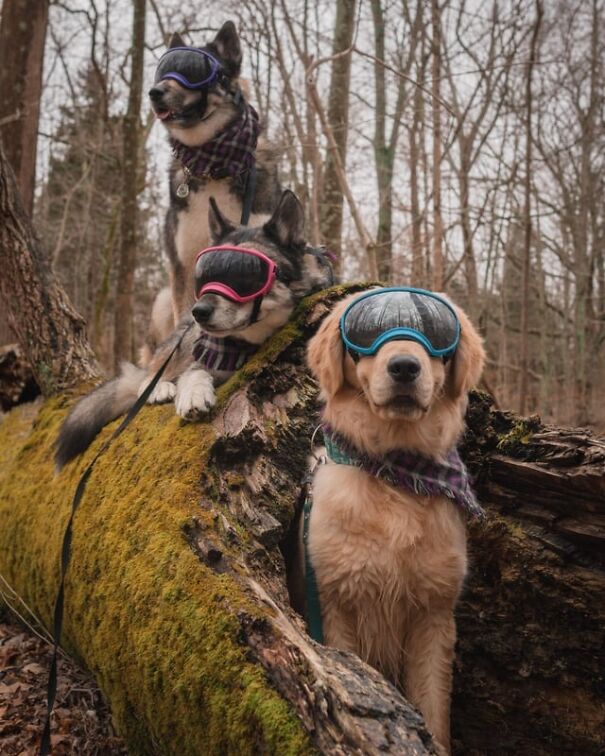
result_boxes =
[55,192,334,470]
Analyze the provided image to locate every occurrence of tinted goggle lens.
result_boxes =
[194,247,277,302]
[154,47,219,89]
[340,288,460,358]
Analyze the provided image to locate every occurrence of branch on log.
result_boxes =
[0,286,603,754]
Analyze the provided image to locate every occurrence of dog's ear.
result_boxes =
[212,21,242,74]
[307,299,349,398]
[208,197,236,242]
[446,303,486,399]
[263,190,305,250]
[168,32,185,49]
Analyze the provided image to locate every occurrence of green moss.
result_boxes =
[0,400,312,755]
[496,418,537,454]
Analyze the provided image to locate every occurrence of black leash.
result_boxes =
[240,163,257,226]
[39,322,192,756]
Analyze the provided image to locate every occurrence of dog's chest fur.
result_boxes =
[308,462,467,678]
[175,177,245,270]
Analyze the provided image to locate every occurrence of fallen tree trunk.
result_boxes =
[0,287,603,754]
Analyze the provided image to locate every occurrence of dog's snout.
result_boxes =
[148,87,164,102]
[387,355,421,383]
[192,301,214,324]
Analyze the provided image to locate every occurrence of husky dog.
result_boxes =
[55,191,334,469]
[143,21,281,362]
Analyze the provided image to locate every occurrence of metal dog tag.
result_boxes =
[176,182,190,199]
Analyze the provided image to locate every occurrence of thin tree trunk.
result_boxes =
[430,0,444,290]
[518,0,543,415]
[410,59,425,286]
[0,0,49,215]
[0,144,99,393]
[113,0,146,369]
[319,0,356,262]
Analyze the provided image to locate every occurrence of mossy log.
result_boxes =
[0,286,603,755]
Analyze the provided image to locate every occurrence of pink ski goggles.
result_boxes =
[194,245,278,302]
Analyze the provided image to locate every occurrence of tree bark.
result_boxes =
[430,0,444,290]
[0,0,49,216]
[0,144,99,394]
[518,0,543,415]
[319,0,356,262]
[0,286,603,754]
[113,0,146,369]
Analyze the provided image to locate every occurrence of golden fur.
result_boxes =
[305,292,486,753]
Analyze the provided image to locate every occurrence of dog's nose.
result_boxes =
[192,301,214,324]
[387,355,421,383]
[148,87,164,102]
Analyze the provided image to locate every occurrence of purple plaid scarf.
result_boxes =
[193,332,258,373]
[322,425,484,519]
[170,102,260,180]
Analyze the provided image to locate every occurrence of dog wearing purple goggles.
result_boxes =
[141,21,282,367]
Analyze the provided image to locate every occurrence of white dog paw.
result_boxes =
[138,378,177,404]
[175,370,216,421]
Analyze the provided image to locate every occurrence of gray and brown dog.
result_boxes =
[55,191,333,469]
[144,21,282,362]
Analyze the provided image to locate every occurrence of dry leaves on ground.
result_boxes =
[0,614,126,755]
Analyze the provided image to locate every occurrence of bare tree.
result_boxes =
[113,0,147,368]
[319,0,356,261]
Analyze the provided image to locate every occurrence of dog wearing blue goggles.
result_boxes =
[340,287,461,361]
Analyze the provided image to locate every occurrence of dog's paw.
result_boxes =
[175,370,216,420]
[138,378,177,404]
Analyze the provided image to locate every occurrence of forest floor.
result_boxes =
[0,610,126,755]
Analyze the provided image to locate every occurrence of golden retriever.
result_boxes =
[304,291,486,753]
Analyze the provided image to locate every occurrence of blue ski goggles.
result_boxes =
[154,46,221,90]
[340,287,460,359]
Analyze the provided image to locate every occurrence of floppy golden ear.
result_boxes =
[447,304,486,399]
[307,300,348,398]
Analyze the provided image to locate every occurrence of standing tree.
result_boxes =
[0,144,99,393]
[113,0,147,368]
[319,0,356,262]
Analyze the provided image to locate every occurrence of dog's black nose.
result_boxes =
[387,355,421,383]
[148,87,164,102]
[192,301,214,324]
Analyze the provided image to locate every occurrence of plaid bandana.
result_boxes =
[322,425,484,519]
[192,332,258,373]
[170,102,260,181]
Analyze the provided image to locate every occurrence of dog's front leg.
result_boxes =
[174,365,216,420]
[403,608,456,754]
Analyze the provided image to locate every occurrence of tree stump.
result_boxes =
[0,287,603,754]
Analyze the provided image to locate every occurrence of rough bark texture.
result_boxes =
[0,0,49,215]
[0,144,100,394]
[0,343,39,411]
[0,287,603,754]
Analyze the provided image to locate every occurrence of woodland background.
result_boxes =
[0,0,603,429]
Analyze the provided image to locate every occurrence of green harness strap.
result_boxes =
[302,484,324,644]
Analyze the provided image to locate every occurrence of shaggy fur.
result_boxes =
[304,292,486,753]
[144,22,281,361]
[56,191,333,469]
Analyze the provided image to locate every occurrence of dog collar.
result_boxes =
[321,425,484,519]
[192,333,258,374]
[170,101,260,195]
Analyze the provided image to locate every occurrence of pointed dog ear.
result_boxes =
[446,303,486,399]
[307,298,351,399]
[263,190,305,250]
[168,32,185,49]
[208,197,236,243]
[212,21,242,74]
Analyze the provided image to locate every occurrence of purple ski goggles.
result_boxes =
[154,46,221,90]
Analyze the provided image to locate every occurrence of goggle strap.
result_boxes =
[250,295,263,324]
